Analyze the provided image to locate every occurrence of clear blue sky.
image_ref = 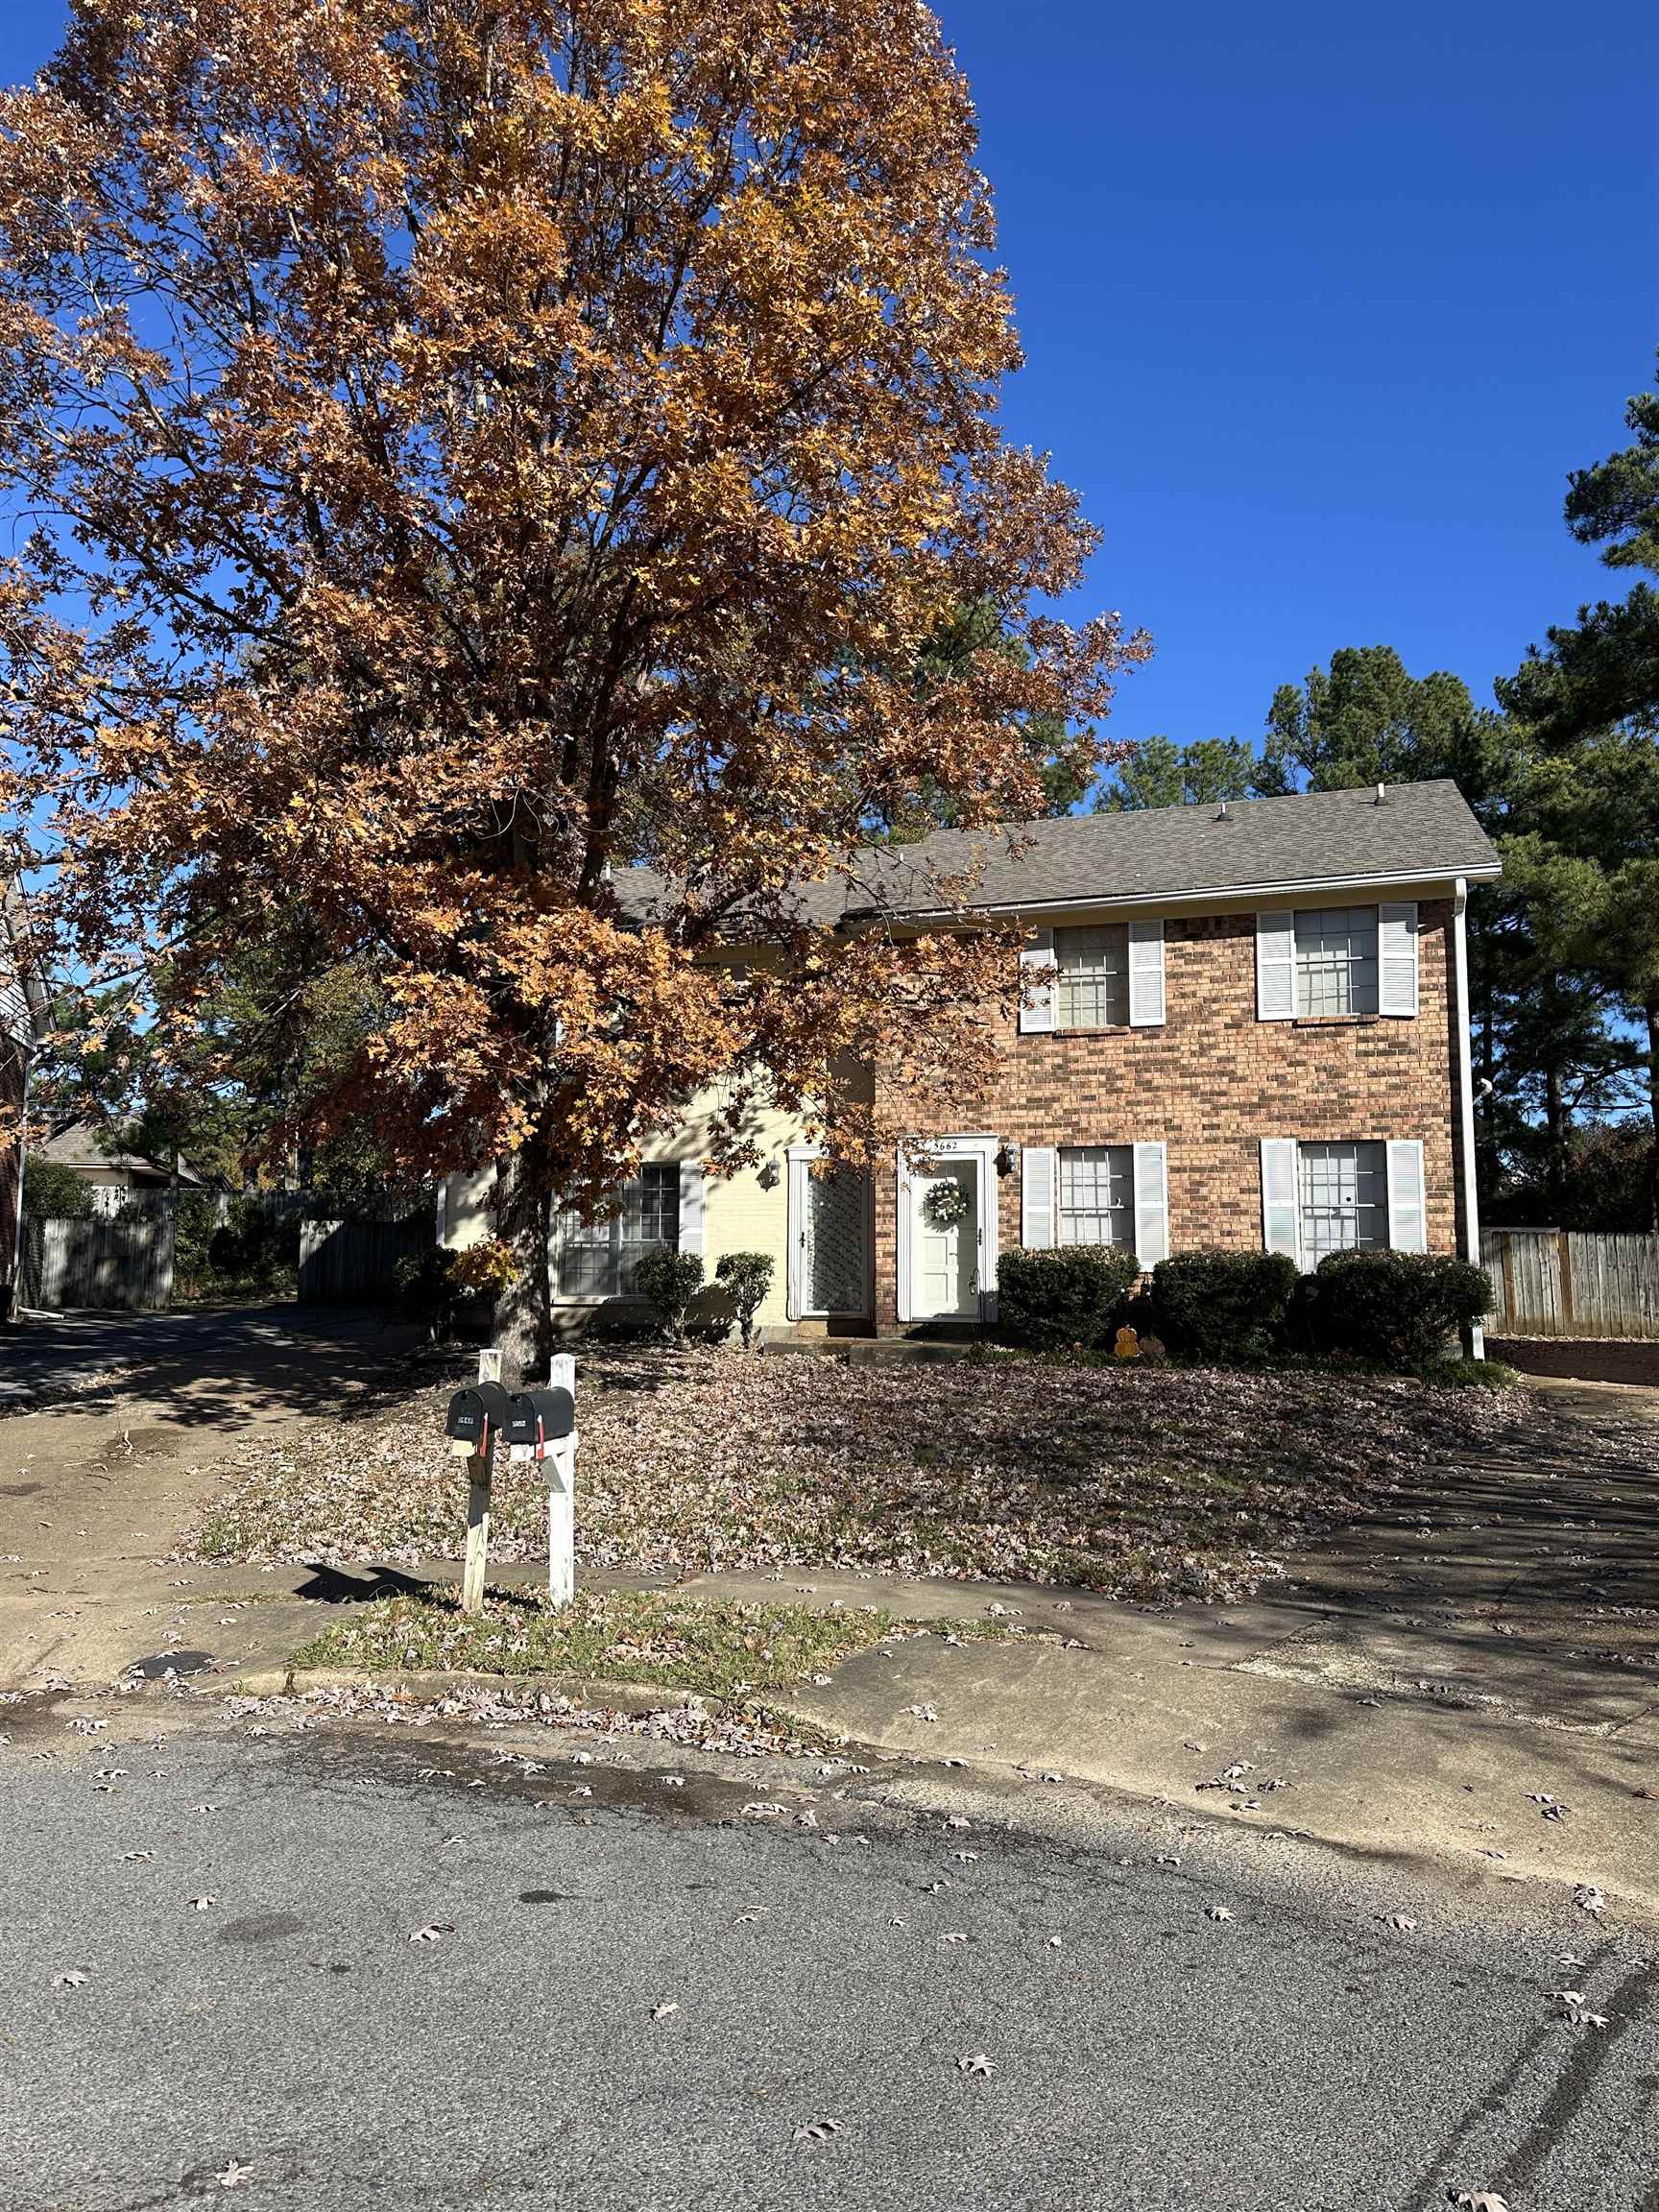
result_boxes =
[3,0,1655,754]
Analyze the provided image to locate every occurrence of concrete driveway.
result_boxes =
[0,1305,423,1688]
[0,1302,421,1418]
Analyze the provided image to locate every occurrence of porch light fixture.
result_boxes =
[757,1158,781,1190]
[995,1142,1015,1180]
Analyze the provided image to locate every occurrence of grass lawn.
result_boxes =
[187,1344,1543,1604]
[291,1587,960,1697]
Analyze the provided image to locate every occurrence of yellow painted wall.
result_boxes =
[437,1079,802,1328]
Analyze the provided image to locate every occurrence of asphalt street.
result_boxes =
[5,1703,1658,2211]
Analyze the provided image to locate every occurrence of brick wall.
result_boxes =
[871,900,1465,1328]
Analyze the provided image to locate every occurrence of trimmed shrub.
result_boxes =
[996,1245,1142,1351]
[632,1246,706,1341]
[714,1250,775,1349]
[1148,1250,1299,1365]
[20,1158,94,1219]
[1306,1249,1492,1371]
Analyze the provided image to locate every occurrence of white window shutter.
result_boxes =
[1260,1139,1300,1261]
[1256,911,1296,1021]
[1132,1142,1168,1266]
[1128,920,1166,1027]
[1019,927,1056,1034]
[1021,1146,1057,1247]
[678,1162,706,1257]
[1379,902,1419,1017]
[1386,1140,1427,1253]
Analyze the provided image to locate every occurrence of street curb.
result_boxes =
[220,1661,798,1720]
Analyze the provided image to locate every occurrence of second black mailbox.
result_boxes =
[445,1381,514,1451]
[503,1386,576,1453]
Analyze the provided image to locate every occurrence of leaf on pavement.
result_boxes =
[52,1970,89,1988]
[214,2162,252,2190]
[793,2120,840,2144]
[651,2002,679,2021]
[409,1923,453,1944]
[956,2053,996,2077]
[1206,1906,1234,1923]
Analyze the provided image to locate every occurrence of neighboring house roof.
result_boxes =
[37,1118,204,1188]
[615,779,1501,932]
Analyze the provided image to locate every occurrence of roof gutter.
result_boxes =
[848,860,1503,927]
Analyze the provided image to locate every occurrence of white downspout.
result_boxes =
[1452,877,1485,1358]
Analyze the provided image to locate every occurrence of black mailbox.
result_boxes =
[445,1381,513,1450]
[503,1386,576,1452]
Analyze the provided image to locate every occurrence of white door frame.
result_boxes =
[896,1134,1000,1327]
[785,1145,875,1321]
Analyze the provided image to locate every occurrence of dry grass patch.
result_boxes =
[186,1344,1554,1603]
[292,1587,931,1698]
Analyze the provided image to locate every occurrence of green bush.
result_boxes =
[996,1245,1142,1351]
[714,1250,775,1349]
[631,1246,706,1341]
[1148,1250,1299,1364]
[20,1158,94,1219]
[1306,1249,1492,1371]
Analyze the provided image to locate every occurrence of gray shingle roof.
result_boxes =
[616,779,1499,930]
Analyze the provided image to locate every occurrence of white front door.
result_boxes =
[909,1160,979,1321]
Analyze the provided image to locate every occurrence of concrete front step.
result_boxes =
[760,1332,984,1364]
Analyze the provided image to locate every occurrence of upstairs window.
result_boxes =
[557,1164,680,1298]
[1054,925,1129,1030]
[1057,1145,1137,1248]
[1297,1141,1387,1264]
[1294,906,1379,1018]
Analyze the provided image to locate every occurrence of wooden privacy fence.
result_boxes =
[1481,1228,1659,1340]
[298,1208,433,1306]
[21,1211,176,1311]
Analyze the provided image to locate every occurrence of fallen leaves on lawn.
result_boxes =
[183,1346,1554,1605]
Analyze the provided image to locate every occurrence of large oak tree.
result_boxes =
[0,0,1143,1371]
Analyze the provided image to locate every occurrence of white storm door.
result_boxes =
[789,1158,873,1319]
[909,1161,979,1320]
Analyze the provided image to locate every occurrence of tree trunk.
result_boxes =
[1543,1063,1568,1220]
[1647,1004,1659,1235]
[492,1153,553,1385]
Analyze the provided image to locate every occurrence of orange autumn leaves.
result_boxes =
[0,0,1146,1229]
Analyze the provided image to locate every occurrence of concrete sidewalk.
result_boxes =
[6,1359,1656,1918]
[34,1538,1651,1919]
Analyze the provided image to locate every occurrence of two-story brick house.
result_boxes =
[440,780,1500,1344]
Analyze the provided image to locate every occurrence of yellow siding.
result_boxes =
[437,1082,801,1327]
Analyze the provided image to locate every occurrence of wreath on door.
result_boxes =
[923,1179,970,1231]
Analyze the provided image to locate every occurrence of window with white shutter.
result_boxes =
[1385,1139,1428,1252]
[1021,1145,1057,1246]
[1127,920,1166,1027]
[1053,925,1129,1029]
[1018,928,1056,1034]
[1260,1138,1300,1258]
[1293,907,1380,1017]
[1132,1141,1169,1265]
[1256,912,1296,1021]
[1056,1145,1134,1247]
[556,1165,682,1297]
[1378,903,1420,1016]
[1297,1142,1386,1263]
